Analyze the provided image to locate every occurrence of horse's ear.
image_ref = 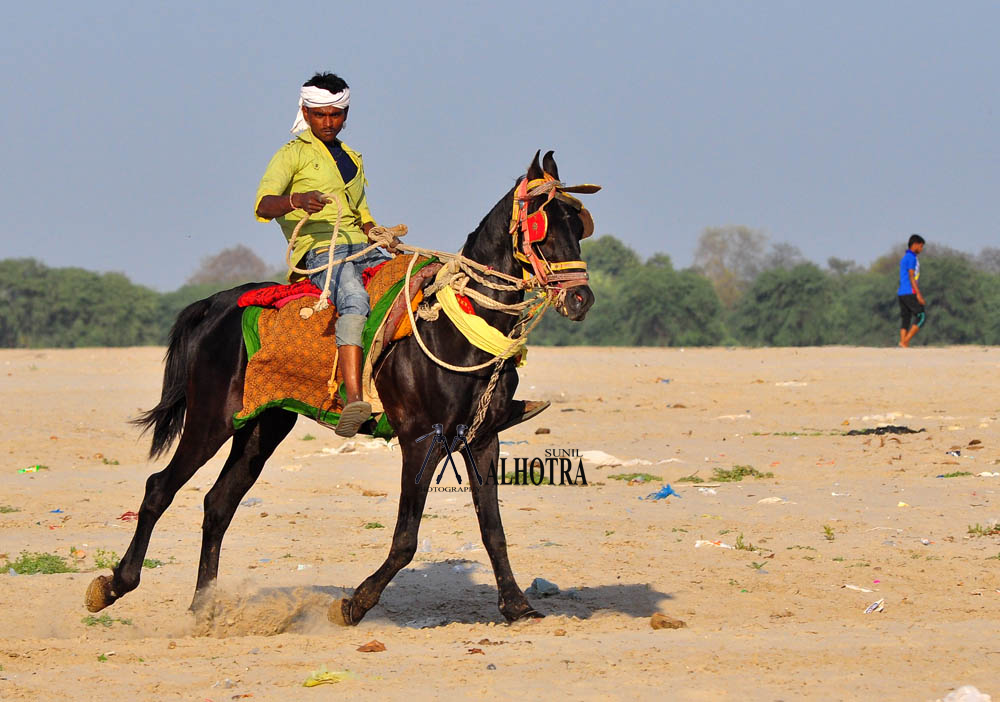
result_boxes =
[542,150,559,180]
[526,150,543,181]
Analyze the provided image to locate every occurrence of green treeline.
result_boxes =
[530,234,1000,347]
[1,235,998,348]
[0,258,225,347]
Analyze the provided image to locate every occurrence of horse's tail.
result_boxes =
[132,297,213,459]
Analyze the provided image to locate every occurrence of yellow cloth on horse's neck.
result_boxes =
[435,283,527,366]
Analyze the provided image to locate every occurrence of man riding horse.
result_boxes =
[254,71,391,438]
[84,71,600,624]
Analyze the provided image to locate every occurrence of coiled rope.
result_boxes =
[286,194,559,444]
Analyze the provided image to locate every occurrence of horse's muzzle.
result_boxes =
[560,284,594,321]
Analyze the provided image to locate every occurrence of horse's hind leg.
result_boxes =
[329,442,433,626]
[464,433,541,621]
[191,409,296,610]
[85,421,233,612]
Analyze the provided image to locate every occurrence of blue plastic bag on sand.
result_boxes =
[641,484,679,500]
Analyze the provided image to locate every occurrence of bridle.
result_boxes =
[508,173,600,292]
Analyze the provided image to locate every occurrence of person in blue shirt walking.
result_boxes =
[897,234,926,347]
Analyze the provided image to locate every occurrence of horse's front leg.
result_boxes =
[329,442,433,626]
[191,409,296,611]
[464,433,542,622]
[85,421,231,613]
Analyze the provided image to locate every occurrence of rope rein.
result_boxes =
[286,194,557,372]
[284,185,576,443]
[285,194,539,312]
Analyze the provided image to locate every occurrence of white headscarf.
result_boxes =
[290,85,351,134]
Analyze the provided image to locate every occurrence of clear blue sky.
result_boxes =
[1,1,997,290]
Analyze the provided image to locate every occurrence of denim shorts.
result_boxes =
[303,243,391,346]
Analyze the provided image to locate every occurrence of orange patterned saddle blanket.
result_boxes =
[234,254,440,436]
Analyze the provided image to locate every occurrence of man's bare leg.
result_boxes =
[901,325,919,348]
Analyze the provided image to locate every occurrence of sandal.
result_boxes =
[335,400,373,437]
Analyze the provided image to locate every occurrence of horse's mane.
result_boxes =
[460,183,518,273]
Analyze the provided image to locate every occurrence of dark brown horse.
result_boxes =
[85,151,596,625]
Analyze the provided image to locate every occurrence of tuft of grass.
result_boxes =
[300,434,316,441]
[939,471,973,478]
[968,523,1000,537]
[713,465,773,482]
[787,545,816,551]
[608,473,662,483]
[82,614,132,628]
[101,458,119,465]
[142,558,163,569]
[832,556,845,562]
[93,549,120,570]
[5,551,76,574]
[604,530,615,536]
[97,654,108,663]
[734,533,757,552]
[822,525,836,541]
[0,505,21,514]
[675,473,704,484]
[986,553,1000,561]
[364,522,385,529]
[748,561,765,571]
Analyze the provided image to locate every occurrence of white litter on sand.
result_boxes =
[938,685,992,702]
[857,412,910,422]
[579,451,677,467]
[314,438,397,456]
[580,450,624,467]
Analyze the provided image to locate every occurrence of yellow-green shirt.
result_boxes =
[255,129,376,279]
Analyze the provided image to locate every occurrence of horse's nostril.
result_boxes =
[573,292,583,303]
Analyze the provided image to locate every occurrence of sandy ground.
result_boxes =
[1,345,999,701]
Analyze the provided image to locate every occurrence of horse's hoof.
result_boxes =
[85,575,116,613]
[327,598,356,626]
[189,588,215,615]
[502,604,544,622]
[514,608,545,621]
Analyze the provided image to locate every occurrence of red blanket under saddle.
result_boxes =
[238,259,395,309]
[237,280,320,309]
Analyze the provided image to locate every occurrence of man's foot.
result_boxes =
[336,400,372,437]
